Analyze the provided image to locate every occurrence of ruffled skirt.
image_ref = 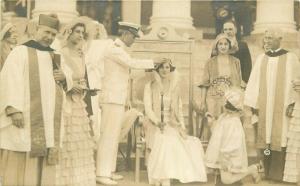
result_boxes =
[284,104,300,183]
[147,126,207,184]
[56,95,96,186]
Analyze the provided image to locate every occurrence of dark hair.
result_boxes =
[223,20,237,29]
[71,23,87,40]
[118,28,133,37]
[224,101,240,112]
[155,60,176,73]
[3,30,12,40]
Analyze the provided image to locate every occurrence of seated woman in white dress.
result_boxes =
[144,58,207,186]
[205,88,260,185]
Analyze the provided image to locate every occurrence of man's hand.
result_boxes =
[179,128,188,139]
[53,69,66,82]
[157,122,166,132]
[10,112,24,128]
[71,84,84,94]
[153,57,163,65]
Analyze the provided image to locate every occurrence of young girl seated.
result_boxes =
[144,58,207,186]
[205,88,260,185]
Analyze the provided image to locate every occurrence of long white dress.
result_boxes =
[55,48,96,186]
[205,113,248,173]
[147,92,207,184]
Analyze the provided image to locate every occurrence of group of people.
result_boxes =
[196,20,300,186]
[0,13,299,186]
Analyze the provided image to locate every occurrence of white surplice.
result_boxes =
[244,52,300,147]
[0,45,72,152]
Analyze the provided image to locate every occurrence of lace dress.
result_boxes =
[284,93,300,183]
[56,48,96,186]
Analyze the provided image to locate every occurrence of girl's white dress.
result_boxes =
[205,113,248,173]
[144,73,207,184]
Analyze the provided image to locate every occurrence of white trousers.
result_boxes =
[96,103,125,177]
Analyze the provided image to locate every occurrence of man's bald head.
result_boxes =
[264,27,283,51]
[265,27,283,40]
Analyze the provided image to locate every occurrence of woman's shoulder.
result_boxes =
[229,54,240,61]
[209,56,218,62]
[229,55,241,64]
[219,113,241,122]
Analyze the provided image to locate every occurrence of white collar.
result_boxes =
[114,38,127,49]
[271,48,281,53]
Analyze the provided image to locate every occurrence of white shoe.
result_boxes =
[111,173,124,180]
[161,179,170,186]
[96,177,118,185]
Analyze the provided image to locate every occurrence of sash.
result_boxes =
[257,54,287,151]
[28,47,47,157]
[210,56,241,87]
[48,52,63,165]
[151,81,180,125]
[83,66,93,116]
[28,48,63,160]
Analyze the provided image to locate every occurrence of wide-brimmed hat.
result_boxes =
[154,58,176,72]
[61,17,88,46]
[0,23,16,41]
[211,33,232,55]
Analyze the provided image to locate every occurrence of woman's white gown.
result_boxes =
[147,95,207,184]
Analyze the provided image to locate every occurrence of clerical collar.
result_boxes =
[265,48,288,57]
[22,40,54,51]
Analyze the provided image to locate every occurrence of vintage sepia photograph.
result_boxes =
[0,0,300,186]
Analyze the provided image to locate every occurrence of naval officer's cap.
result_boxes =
[118,21,140,38]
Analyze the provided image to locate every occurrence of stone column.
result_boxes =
[253,0,297,33]
[32,0,78,24]
[121,0,141,24]
[150,0,194,30]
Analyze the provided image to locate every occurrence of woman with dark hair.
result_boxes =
[198,33,244,120]
[56,20,96,186]
[144,59,207,186]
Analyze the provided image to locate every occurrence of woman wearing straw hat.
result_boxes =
[0,22,18,71]
[55,19,97,186]
[197,33,244,121]
[145,58,207,186]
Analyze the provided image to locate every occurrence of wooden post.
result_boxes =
[135,119,141,183]
[27,0,31,19]
[189,40,195,135]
